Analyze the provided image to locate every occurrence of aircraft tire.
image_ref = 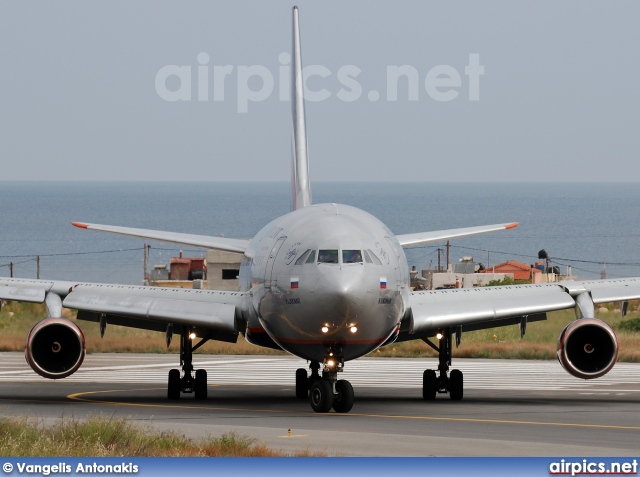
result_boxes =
[422,369,437,400]
[309,379,334,413]
[449,369,463,401]
[332,380,354,413]
[195,369,208,400]
[295,368,309,399]
[168,369,181,400]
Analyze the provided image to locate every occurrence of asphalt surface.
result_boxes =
[1,353,639,456]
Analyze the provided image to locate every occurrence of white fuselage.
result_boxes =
[239,203,410,362]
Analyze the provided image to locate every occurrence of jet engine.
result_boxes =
[25,317,86,379]
[557,318,618,379]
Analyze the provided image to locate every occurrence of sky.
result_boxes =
[1,1,639,182]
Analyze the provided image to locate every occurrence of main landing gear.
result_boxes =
[295,352,355,413]
[422,328,463,401]
[167,328,209,401]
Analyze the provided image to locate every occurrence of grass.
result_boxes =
[618,317,640,332]
[0,415,321,456]
[2,301,640,361]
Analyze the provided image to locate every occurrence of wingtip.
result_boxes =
[71,222,88,229]
[505,222,519,230]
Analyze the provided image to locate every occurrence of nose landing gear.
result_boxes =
[167,328,209,401]
[295,352,355,413]
[422,328,464,401]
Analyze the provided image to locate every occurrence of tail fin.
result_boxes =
[291,6,312,210]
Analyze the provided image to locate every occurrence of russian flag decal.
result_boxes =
[291,277,299,289]
[380,277,387,289]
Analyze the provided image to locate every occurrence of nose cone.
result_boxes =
[280,264,369,350]
[309,264,387,342]
[260,263,403,362]
[316,265,367,306]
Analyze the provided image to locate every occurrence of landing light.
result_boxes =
[436,332,444,340]
[350,326,357,333]
[326,359,335,367]
[321,326,329,333]
[189,332,196,340]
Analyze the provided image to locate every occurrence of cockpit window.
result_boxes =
[305,250,317,264]
[318,250,339,264]
[367,249,383,265]
[362,250,374,264]
[342,250,363,264]
[295,249,312,265]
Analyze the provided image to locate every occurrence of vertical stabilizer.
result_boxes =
[291,6,312,210]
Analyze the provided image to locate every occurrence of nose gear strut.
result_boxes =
[294,348,355,413]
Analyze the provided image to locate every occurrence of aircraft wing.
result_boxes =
[0,277,245,341]
[71,222,250,253]
[396,222,519,248]
[407,278,640,336]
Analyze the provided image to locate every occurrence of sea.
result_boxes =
[1,182,639,285]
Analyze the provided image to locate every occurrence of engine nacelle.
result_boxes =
[557,318,618,379]
[25,317,86,379]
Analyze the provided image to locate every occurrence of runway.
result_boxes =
[1,352,639,456]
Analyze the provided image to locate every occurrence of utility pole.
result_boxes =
[9,262,13,278]
[437,248,442,272]
[143,243,147,284]
[36,256,40,279]
[487,250,490,270]
[143,243,149,285]
[446,240,450,271]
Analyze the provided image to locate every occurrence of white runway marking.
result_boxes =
[1,353,640,391]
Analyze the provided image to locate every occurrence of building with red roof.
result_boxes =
[480,260,541,281]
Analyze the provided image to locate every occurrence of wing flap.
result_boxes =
[395,313,548,342]
[396,222,518,248]
[72,222,250,253]
[63,284,241,334]
[76,310,239,343]
[149,299,235,331]
[0,285,47,303]
[410,284,575,334]
[590,286,640,303]
[0,278,242,336]
[571,278,640,304]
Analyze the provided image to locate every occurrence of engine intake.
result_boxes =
[557,318,618,379]
[25,317,86,379]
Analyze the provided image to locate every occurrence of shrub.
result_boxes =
[617,317,640,333]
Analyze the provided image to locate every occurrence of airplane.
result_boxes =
[2,6,639,413]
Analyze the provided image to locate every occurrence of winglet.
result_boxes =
[291,6,312,210]
[71,222,88,229]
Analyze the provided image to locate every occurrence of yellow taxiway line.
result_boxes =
[65,387,640,432]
